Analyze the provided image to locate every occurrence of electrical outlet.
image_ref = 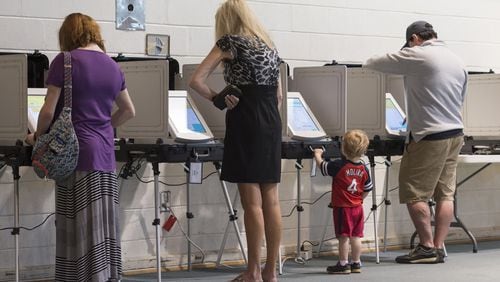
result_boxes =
[160,190,171,213]
[300,249,313,261]
[190,254,203,264]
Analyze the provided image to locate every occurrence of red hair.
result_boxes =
[58,13,106,52]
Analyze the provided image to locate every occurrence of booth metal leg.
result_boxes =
[451,199,477,253]
[316,203,333,257]
[294,160,305,264]
[12,165,20,282]
[214,162,247,266]
[452,163,490,253]
[279,160,305,273]
[382,156,392,252]
[368,156,380,264]
[184,162,193,271]
[152,162,162,281]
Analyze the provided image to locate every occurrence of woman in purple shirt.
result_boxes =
[25,13,135,281]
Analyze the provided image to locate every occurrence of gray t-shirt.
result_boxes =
[364,39,468,142]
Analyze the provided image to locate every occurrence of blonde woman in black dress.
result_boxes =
[190,1,282,281]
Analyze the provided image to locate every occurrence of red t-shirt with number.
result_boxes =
[319,158,373,207]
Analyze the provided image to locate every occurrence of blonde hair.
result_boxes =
[215,0,274,48]
[59,13,106,52]
[341,130,369,160]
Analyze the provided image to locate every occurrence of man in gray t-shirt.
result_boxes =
[364,21,468,264]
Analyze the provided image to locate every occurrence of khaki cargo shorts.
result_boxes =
[399,135,463,203]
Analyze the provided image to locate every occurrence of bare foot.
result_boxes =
[230,272,263,282]
[261,269,277,282]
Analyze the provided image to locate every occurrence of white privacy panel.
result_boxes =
[463,74,500,136]
[0,54,27,144]
[116,60,169,140]
[346,68,385,138]
[385,74,406,113]
[291,65,347,138]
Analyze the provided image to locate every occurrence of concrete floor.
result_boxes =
[122,240,500,282]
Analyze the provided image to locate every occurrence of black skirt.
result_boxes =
[220,84,282,183]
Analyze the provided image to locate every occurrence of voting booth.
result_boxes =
[0,54,28,144]
[116,59,169,141]
[290,64,397,264]
[291,65,346,139]
[345,67,386,138]
[292,65,390,139]
[0,54,30,282]
[463,73,500,137]
[113,60,248,276]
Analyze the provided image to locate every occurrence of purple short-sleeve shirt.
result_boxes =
[46,50,126,171]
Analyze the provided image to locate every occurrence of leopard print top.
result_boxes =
[216,34,281,86]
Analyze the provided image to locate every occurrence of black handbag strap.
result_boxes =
[63,52,72,108]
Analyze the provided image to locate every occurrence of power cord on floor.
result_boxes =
[168,208,206,263]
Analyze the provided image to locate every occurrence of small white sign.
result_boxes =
[189,162,203,184]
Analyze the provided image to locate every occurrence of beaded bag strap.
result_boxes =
[62,51,72,108]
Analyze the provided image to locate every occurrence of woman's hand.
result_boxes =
[225,94,240,110]
[25,133,36,146]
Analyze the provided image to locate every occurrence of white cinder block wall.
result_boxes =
[1,0,500,280]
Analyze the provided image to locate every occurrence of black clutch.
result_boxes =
[213,85,242,110]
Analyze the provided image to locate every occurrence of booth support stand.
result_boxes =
[182,157,247,271]
[1,142,26,282]
[13,163,20,282]
[151,161,162,281]
[294,160,306,264]
[382,156,392,252]
[184,161,194,271]
[368,155,380,264]
[279,159,306,274]
[214,161,247,267]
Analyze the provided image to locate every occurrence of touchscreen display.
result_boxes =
[28,95,44,123]
[169,97,206,133]
[27,89,47,131]
[288,97,319,132]
[386,98,407,132]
